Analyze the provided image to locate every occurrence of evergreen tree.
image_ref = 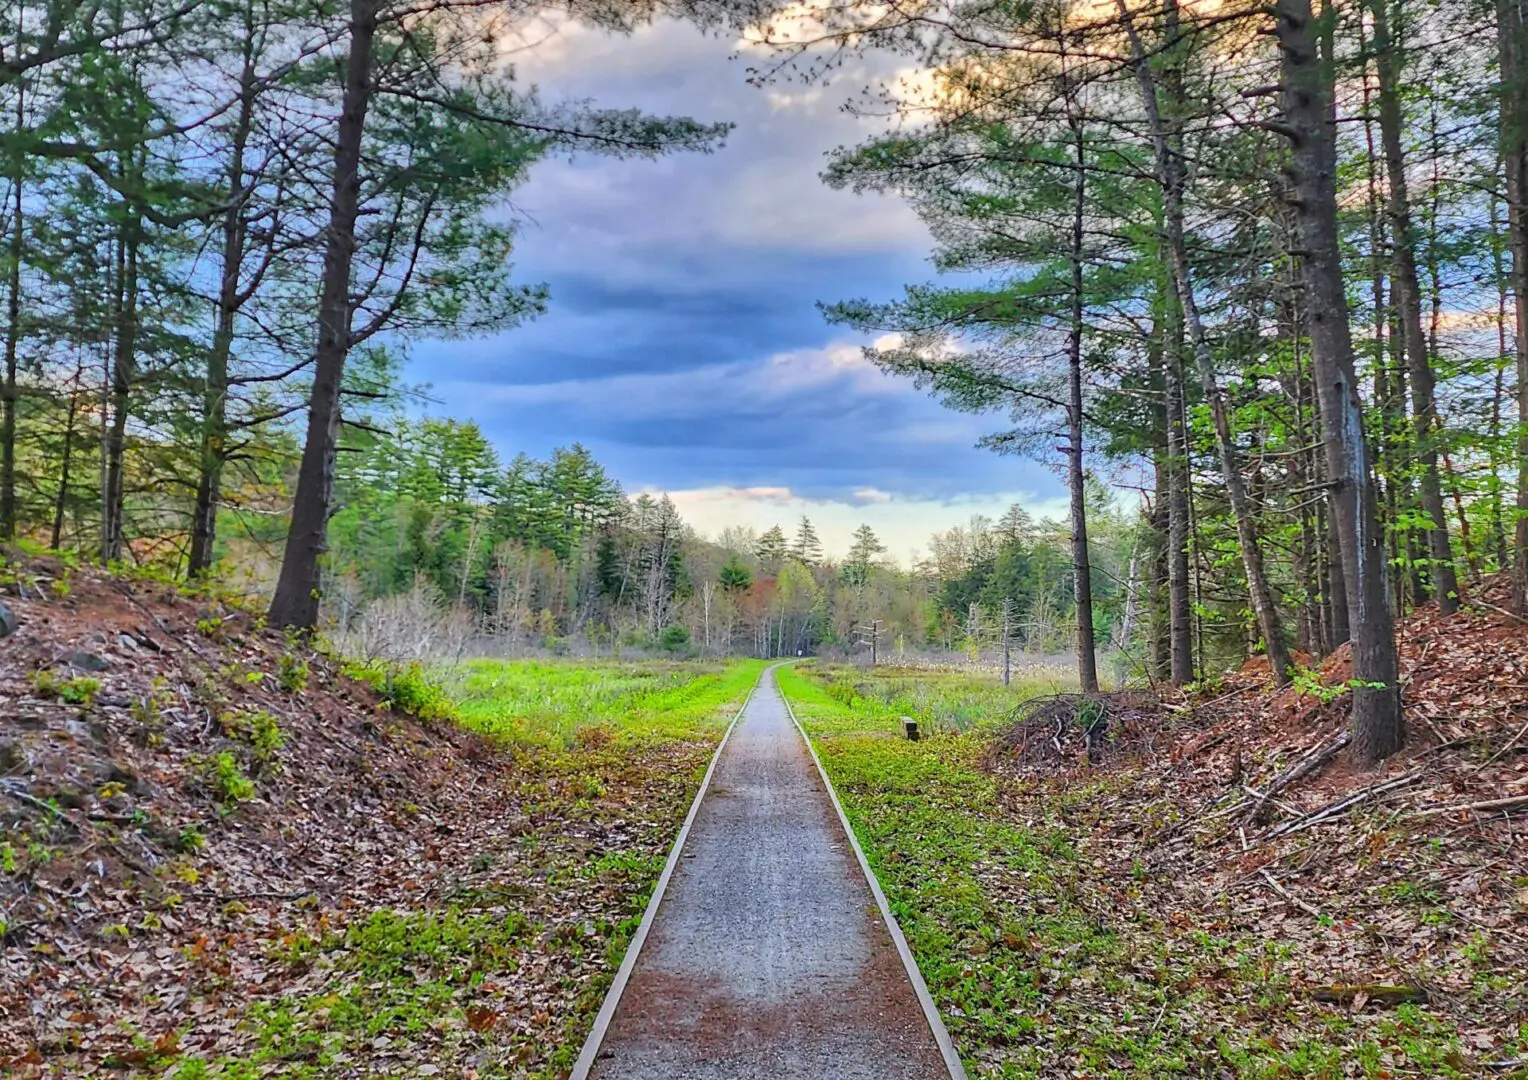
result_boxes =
[790,516,823,564]
[756,525,788,569]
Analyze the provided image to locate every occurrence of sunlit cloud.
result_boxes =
[658,485,1072,562]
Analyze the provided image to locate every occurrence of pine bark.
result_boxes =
[1369,0,1459,613]
[1500,0,1528,611]
[1,80,21,542]
[190,29,257,577]
[269,0,378,630]
[1163,268,1194,684]
[1066,108,1099,694]
[1277,0,1403,766]
[102,219,138,563]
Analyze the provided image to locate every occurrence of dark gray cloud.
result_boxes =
[404,16,1066,520]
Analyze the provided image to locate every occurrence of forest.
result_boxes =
[2,0,1527,1073]
[0,0,1524,766]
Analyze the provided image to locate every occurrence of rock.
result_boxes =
[0,601,16,638]
[66,651,110,672]
[118,633,140,652]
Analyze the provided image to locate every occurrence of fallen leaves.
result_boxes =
[0,563,733,1077]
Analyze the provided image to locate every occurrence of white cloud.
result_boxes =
[493,17,929,262]
[660,484,1071,563]
[476,339,906,416]
[766,341,899,395]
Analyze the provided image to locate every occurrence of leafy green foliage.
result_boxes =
[197,751,255,807]
[31,670,101,707]
[277,654,310,693]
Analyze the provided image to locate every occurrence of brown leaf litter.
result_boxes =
[0,558,714,1077]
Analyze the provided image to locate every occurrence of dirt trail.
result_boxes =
[580,666,955,1080]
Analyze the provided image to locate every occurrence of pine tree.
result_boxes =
[790,516,823,564]
[719,555,752,592]
[843,523,885,586]
[756,525,788,569]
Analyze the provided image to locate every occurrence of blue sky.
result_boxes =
[406,16,1069,559]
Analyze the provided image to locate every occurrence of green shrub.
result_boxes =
[224,709,285,769]
[343,660,454,722]
[198,751,255,806]
[277,654,310,693]
[658,625,691,653]
[31,670,101,707]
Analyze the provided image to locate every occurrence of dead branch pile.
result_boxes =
[982,690,1166,769]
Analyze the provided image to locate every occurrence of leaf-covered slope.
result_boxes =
[0,559,734,1078]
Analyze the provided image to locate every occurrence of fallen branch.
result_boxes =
[1242,730,1350,825]
[1308,984,1428,1008]
[1410,794,1528,819]
[1260,869,1323,918]
[1264,771,1422,839]
[1,780,82,832]
[1479,719,1528,770]
[1474,598,1528,625]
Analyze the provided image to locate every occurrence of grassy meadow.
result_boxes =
[777,662,1484,1080]
[446,656,768,748]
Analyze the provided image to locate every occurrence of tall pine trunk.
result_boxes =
[1369,0,1459,612]
[190,33,257,577]
[1065,98,1099,694]
[269,0,378,630]
[50,382,77,550]
[1277,0,1403,766]
[1,79,21,542]
[1163,269,1194,684]
[102,219,138,563]
[1500,0,1528,611]
[1117,0,1292,685]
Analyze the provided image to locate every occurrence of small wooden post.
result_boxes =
[902,716,919,741]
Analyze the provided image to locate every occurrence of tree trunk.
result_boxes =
[102,221,138,563]
[1500,0,1528,610]
[1065,89,1099,695]
[51,381,77,549]
[1277,0,1403,766]
[269,0,378,630]
[191,28,257,577]
[1,76,21,542]
[1163,266,1194,684]
[1369,0,1459,613]
[1491,188,1512,568]
[1116,0,1292,685]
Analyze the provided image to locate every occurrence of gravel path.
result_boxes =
[583,666,954,1080]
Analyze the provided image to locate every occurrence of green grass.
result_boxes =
[778,662,1481,1080]
[152,658,767,1080]
[447,657,768,747]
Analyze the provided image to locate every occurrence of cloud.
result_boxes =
[402,16,1072,528]
[661,484,1073,563]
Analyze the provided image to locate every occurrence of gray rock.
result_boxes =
[118,633,140,652]
[66,651,111,672]
[0,601,16,638]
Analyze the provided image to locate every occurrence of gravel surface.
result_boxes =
[587,667,952,1080]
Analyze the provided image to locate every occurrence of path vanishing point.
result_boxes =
[572,666,966,1080]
